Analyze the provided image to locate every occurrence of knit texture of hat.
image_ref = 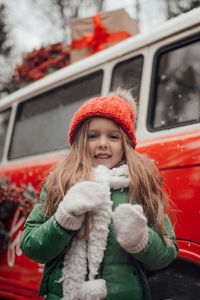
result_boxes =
[68,96,136,148]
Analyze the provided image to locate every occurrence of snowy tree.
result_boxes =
[0,4,16,96]
[0,4,11,56]
[165,0,200,18]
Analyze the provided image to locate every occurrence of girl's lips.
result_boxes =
[94,154,111,159]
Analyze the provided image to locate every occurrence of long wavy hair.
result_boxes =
[42,116,173,244]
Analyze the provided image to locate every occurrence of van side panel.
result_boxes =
[136,129,200,264]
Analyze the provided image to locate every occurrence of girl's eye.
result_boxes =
[110,135,119,139]
[88,134,97,139]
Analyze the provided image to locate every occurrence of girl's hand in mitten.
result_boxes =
[55,181,105,231]
[112,204,149,253]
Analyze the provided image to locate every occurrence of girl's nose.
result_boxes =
[98,135,108,148]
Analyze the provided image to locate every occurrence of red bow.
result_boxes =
[72,13,131,55]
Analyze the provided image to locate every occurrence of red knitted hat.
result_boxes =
[68,95,136,148]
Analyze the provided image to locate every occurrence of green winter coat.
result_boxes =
[20,185,179,300]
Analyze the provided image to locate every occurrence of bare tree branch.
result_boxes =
[165,0,200,19]
[135,0,140,23]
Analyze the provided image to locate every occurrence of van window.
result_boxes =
[149,36,200,129]
[0,108,10,161]
[9,70,103,159]
[110,55,143,99]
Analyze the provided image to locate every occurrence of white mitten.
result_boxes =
[55,181,105,230]
[112,204,149,253]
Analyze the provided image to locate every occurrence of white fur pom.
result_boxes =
[78,279,107,300]
[109,88,137,118]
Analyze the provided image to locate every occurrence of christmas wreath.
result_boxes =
[0,176,39,252]
[12,42,70,85]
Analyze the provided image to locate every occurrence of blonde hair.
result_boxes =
[43,120,92,216]
[120,128,170,243]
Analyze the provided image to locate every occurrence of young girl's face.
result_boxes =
[87,118,123,169]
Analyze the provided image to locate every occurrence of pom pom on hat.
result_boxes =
[68,89,137,148]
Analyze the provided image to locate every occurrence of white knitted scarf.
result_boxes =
[60,164,130,300]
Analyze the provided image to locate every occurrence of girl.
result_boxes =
[20,88,178,300]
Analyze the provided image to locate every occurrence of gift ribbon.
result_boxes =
[72,13,131,55]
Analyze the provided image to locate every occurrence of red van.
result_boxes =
[0,8,199,299]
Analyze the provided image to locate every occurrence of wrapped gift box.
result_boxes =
[70,8,139,63]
